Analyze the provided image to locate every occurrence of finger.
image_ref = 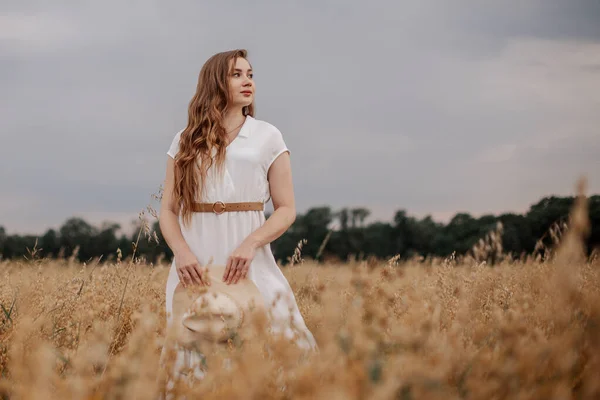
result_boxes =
[229,268,240,285]
[232,263,244,284]
[233,268,243,284]
[241,260,251,279]
[227,258,240,284]
[179,269,188,286]
[181,269,192,286]
[189,264,203,286]
[238,260,250,282]
[226,258,239,284]
[187,265,203,286]
[232,259,244,283]
[223,257,233,282]
[195,264,210,286]
[233,261,246,283]
[233,261,247,283]
[177,270,184,286]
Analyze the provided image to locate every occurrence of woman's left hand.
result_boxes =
[223,240,256,284]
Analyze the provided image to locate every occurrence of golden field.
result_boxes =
[1,196,599,399]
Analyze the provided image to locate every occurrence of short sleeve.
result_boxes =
[167,129,184,159]
[264,128,290,172]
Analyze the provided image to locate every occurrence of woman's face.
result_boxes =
[228,57,254,109]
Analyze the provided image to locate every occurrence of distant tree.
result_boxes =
[2,194,600,263]
[588,196,600,254]
[392,210,411,256]
[59,217,97,261]
[353,208,371,228]
[0,226,6,256]
[337,208,349,231]
[410,216,443,257]
[496,213,533,256]
[95,223,121,259]
[526,196,574,243]
[40,229,60,258]
[362,222,395,259]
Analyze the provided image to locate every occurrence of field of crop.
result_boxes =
[1,196,599,399]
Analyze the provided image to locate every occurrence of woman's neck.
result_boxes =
[222,108,246,135]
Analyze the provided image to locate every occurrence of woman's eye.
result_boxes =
[248,74,253,79]
[233,73,240,77]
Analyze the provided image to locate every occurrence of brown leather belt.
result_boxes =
[191,201,264,215]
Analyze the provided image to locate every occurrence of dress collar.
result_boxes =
[237,115,254,138]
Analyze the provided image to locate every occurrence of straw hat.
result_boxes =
[172,265,266,349]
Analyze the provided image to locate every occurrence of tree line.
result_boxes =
[1,195,598,265]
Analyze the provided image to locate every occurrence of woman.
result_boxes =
[158,49,317,381]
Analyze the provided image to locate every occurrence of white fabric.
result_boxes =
[160,115,317,380]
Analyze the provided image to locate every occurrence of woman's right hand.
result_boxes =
[175,250,210,287]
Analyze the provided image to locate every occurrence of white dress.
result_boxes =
[160,115,317,380]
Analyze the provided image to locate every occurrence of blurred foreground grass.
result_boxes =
[1,189,599,399]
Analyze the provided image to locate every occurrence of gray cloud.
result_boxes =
[2,0,600,234]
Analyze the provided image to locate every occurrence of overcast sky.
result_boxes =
[2,0,600,235]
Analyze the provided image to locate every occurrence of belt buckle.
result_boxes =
[212,201,226,215]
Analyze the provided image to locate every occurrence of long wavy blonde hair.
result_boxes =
[173,49,255,227]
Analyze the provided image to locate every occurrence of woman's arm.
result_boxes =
[223,151,296,284]
[248,151,296,248]
[159,157,208,286]
[159,157,189,255]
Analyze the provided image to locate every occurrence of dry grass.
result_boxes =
[1,187,599,399]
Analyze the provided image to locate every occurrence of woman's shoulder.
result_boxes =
[167,128,185,158]
[250,117,290,162]
[172,128,185,140]
[250,116,283,139]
